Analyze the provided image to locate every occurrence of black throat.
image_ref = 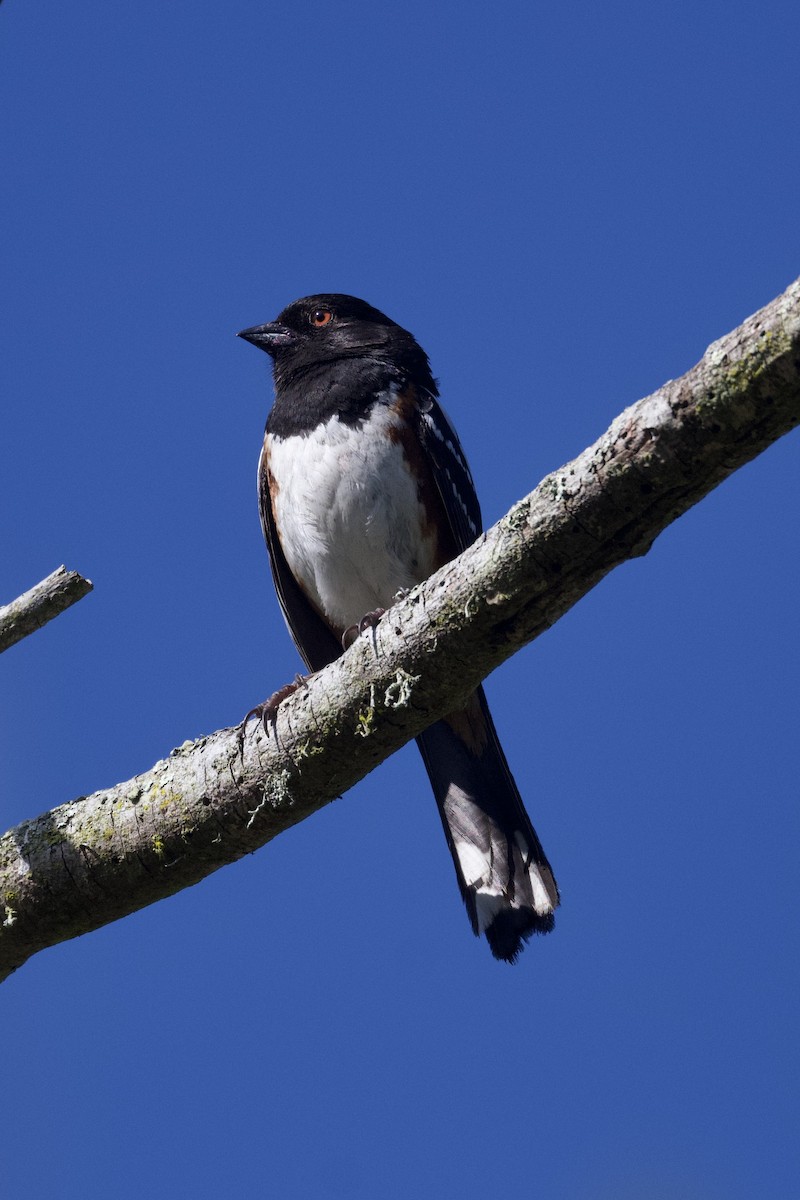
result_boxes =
[267,355,432,439]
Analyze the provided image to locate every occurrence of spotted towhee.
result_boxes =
[238,294,558,961]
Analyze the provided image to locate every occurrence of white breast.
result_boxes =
[265,401,439,633]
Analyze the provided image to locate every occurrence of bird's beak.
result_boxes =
[237,322,297,352]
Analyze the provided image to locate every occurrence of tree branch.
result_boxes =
[1,278,799,981]
[0,566,93,653]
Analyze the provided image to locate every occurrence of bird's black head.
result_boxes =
[238,294,436,394]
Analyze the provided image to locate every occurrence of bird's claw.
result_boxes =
[341,607,386,650]
[239,673,310,750]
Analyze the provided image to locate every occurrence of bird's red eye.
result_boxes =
[310,308,333,328]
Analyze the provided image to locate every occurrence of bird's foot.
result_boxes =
[341,608,386,651]
[239,673,310,749]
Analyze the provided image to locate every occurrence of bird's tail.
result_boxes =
[416,686,559,962]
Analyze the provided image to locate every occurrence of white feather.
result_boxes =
[266,400,438,633]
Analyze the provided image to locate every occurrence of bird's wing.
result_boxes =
[415,391,483,554]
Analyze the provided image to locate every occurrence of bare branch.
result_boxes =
[0,567,93,653]
[1,278,798,981]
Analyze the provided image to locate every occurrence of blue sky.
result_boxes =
[2,2,798,1197]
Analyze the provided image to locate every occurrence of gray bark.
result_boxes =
[1,277,799,982]
[0,567,93,654]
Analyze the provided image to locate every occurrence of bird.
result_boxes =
[238,294,559,961]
